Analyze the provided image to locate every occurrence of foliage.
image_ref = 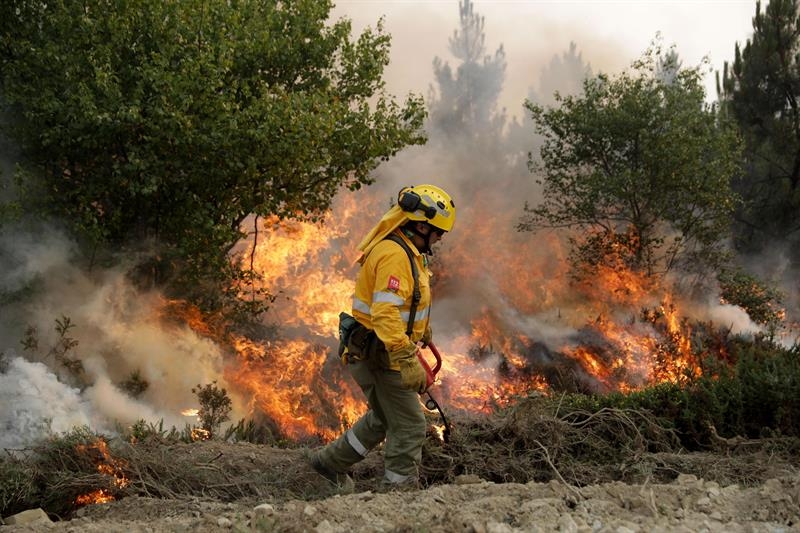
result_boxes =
[521,42,742,286]
[122,419,195,444]
[729,337,800,436]
[0,0,426,314]
[0,198,21,227]
[224,417,283,445]
[0,163,22,227]
[717,268,785,328]
[192,381,232,437]
[118,419,282,446]
[125,419,169,443]
[119,370,149,399]
[0,456,36,517]
[717,0,800,258]
[20,315,83,382]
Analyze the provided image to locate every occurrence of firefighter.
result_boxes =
[311,184,456,492]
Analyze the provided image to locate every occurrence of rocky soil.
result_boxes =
[3,465,799,532]
[2,427,800,533]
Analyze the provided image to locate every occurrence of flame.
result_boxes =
[225,335,362,441]
[150,190,739,442]
[191,427,211,441]
[75,437,129,506]
[75,489,115,506]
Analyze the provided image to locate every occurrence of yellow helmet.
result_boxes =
[397,184,456,232]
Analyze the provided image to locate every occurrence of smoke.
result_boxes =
[0,222,243,449]
[0,356,95,449]
[736,241,800,340]
[322,1,792,395]
[1,1,793,446]
[332,1,755,113]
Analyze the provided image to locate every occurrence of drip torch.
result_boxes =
[416,341,451,443]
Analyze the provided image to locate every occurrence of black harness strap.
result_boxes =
[385,234,420,337]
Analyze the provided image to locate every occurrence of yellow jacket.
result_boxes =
[351,229,431,370]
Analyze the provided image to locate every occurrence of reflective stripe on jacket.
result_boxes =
[351,230,431,369]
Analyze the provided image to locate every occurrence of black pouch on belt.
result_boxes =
[338,312,358,358]
[366,334,390,370]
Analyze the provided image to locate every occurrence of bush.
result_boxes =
[119,370,149,399]
[0,457,36,518]
[556,334,800,449]
[0,426,128,519]
[192,381,232,438]
[727,337,800,437]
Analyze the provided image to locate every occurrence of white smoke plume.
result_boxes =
[0,222,241,449]
[0,356,94,450]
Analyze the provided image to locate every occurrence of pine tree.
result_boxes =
[527,42,592,108]
[428,0,507,142]
[718,0,800,259]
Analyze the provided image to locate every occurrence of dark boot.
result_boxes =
[310,452,355,494]
[376,475,419,493]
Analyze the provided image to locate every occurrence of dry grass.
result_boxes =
[419,394,799,488]
[3,396,799,519]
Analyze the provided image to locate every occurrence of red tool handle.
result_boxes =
[427,341,443,375]
[416,341,443,390]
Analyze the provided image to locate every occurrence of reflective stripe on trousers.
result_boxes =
[345,429,368,457]
[383,469,411,483]
[314,360,425,478]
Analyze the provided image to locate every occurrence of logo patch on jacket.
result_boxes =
[387,275,401,291]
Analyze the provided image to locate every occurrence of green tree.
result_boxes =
[717,0,800,260]
[0,0,425,312]
[520,44,742,285]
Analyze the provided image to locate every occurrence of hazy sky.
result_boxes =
[331,0,758,115]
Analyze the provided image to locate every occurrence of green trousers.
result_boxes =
[318,360,426,481]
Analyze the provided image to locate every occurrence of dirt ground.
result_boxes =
[3,442,800,532]
[50,474,800,532]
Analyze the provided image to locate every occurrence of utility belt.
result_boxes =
[337,311,391,369]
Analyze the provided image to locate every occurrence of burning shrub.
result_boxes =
[4,339,800,520]
[570,228,645,282]
[0,427,131,519]
[550,334,800,450]
[522,41,741,286]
